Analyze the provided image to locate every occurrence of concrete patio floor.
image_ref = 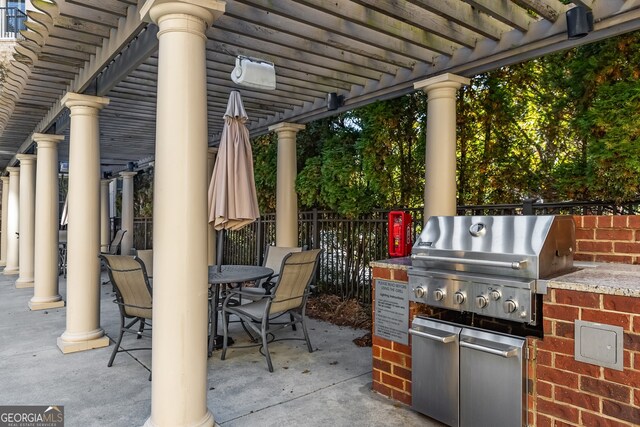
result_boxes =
[0,269,440,426]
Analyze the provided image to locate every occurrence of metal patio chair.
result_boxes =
[241,245,303,301]
[134,249,154,280]
[221,249,322,372]
[102,229,127,255]
[100,254,152,370]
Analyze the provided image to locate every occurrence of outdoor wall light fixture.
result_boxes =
[566,5,593,39]
[231,55,276,91]
[327,92,345,111]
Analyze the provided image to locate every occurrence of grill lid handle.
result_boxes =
[411,254,527,270]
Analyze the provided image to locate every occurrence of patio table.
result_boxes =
[208,265,273,356]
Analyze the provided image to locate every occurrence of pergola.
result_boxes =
[0,1,638,425]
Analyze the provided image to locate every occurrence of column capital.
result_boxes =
[1,176,9,183]
[268,122,306,134]
[208,147,218,158]
[119,171,137,179]
[141,0,225,26]
[6,167,20,175]
[414,73,470,93]
[33,133,64,148]
[100,179,113,186]
[16,154,37,165]
[61,92,110,111]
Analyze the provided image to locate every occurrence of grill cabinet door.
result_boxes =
[409,318,461,427]
[460,328,526,427]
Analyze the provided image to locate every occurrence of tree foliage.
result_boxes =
[247,31,640,215]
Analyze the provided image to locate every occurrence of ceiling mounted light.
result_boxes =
[566,5,593,40]
[231,56,276,91]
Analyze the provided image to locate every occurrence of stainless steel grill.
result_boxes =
[408,215,575,325]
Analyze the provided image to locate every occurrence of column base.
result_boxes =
[143,410,215,427]
[15,278,34,288]
[3,267,18,275]
[29,299,65,311]
[0,260,6,267]
[57,334,110,354]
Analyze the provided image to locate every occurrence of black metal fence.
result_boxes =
[0,7,26,39]
[132,199,640,305]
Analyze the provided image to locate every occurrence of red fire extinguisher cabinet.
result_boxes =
[388,211,412,257]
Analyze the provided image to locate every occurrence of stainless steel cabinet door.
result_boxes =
[410,318,462,427]
[460,328,526,427]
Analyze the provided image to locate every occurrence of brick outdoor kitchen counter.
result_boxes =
[370,258,640,426]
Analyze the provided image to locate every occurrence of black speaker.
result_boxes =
[327,92,344,111]
[566,6,593,39]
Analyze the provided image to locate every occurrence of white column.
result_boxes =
[109,179,117,238]
[414,73,470,219]
[30,134,65,310]
[207,148,217,266]
[0,176,9,266]
[100,179,111,252]
[119,171,136,255]
[268,123,305,247]
[141,1,224,426]
[15,154,36,288]
[57,92,110,354]
[4,167,19,274]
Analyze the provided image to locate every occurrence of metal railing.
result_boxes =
[0,8,27,39]
[132,199,640,305]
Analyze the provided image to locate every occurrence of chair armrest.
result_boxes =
[221,289,271,307]
[262,274,279,292]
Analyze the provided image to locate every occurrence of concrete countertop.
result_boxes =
[371,258,640,298]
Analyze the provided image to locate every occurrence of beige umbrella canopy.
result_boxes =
[208,90,260,232]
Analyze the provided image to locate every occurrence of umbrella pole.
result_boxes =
[216,229,225,273]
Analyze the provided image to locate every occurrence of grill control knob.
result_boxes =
[476,295,489,309]
[489,290,502,301]
[454,291,466,305]
[414,286,426,298]
[434,289,445,301]
[504,299,518,313]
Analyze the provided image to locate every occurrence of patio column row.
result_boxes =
[4,166,19,275]
[141,0,224,426]
[120,171,136,255]
[15,153,36,288]
[30,134,65,310]
[414,73,470,219]
[270,122,305,248]
[100,179,111,252]
[57,92,110,353]
[0,175,8,266]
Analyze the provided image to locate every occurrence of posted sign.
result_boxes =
[374,279,409,345]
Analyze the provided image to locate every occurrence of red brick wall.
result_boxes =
[574,215,640,264]
[531,288,640,426]
[371,267,429,405]
[371,265,640,426]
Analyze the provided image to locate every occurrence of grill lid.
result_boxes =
[411,215,575,280]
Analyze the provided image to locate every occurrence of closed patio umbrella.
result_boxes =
[60,195,68,226]
[208,91,260,267]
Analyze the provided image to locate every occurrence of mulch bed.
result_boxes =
[306,294,373,347]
